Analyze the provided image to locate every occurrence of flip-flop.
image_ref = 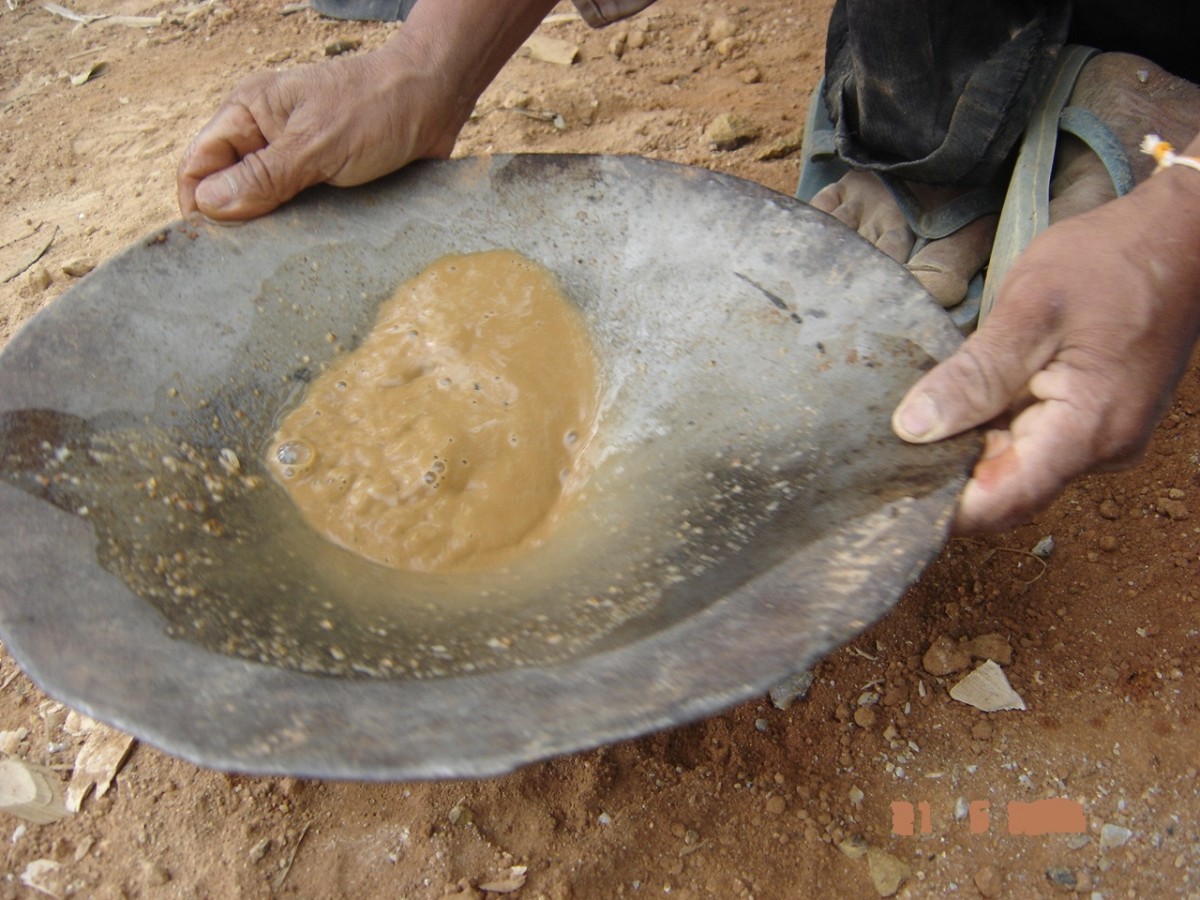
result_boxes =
[308,0,417,21]
[797,46,1135,333]
[978,44,1134,324]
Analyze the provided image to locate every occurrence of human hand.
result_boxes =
[891,178,1200,532]
[177,43,461,221]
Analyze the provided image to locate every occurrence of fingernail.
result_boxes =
[196,173,236,212]
[895,392,940,440]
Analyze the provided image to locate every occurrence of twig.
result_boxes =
[273,821,310,892]
[43,3,105,23]
[982,546,1048,584]
[1,225,58,284]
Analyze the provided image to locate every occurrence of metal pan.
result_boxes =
[0,155,976,779]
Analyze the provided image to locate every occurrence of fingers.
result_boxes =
[891,314,1053,445]
[177,102,269,217]
[178,102,322,221]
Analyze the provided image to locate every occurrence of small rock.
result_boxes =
[867,848,911,897]
[1066,834,1092,851]
[705,113,760,151]
[502,90,532,109]
[974,865,1002,898]
[324,39,361,57]
[848,786,864,806]
[963,633,1013,666]
[837,835,868,860]
[1045,866,1076,892]
[1098,534,1119,552]
[1098,498,1121,520]
[20,263,52,295]
[626,27,646,50]
[1099,823,1133,850]
[714,36,740,56]
[853,706,877,729]
[756,126,806,161]
[1031,535,1055,559]
[970,721,993,741]
[707,16,738,43]
[765,795,786,815]
[61,257,96,278]
[922,635,970,676]
[607,29,627,58]
[738,66,762,84]
[770,670,814,709]
[140,860,171,886]
[1155,497,1190,520]
[755,717,769,733]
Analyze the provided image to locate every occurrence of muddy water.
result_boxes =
[266,250,601,572]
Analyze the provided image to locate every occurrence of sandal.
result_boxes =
[797,46,1135,333]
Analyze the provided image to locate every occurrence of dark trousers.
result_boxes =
[823,0,1199,186]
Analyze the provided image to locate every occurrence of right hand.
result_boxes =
[177,44,461,221]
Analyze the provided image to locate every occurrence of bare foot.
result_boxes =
[809,52,1200,309]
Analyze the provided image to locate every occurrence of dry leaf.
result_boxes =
[70,61,108,86]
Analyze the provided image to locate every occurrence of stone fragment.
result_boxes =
[853,706,877,729]
[61,257,96,278]
[1099,823,1133,850]
[1155,497,1190,520]
[756,126,805,160]
[1098,498,1121,519]
[949,660,1026,712]
[922,635,970,676]
[705,113,760,150]
[974,865,1002,898]
[708,16,738,43]
[867,848,910,897]
[963,633,1013,666]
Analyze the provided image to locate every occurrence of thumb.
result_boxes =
[891,321,1050,444]
[194,140,315,221]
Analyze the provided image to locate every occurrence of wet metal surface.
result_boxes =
[0,155,977,779]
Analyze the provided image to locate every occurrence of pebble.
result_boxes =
[770,670,814,709]
[922,635,970,676]
[867,848,911,897]
[964,633,1013,666]
[704,113,760,150]
[626,27,646,50]
[971,721,993,741]
[765,796,786,815]
[140,860,171,886]
[324,39,361,57]
[838,835,868,859]
[1098,534,1119,552]
[853,706,877,729]
[756,127,806,161]
[20,263,52,295]
[707,16,738,43]
[1155,497,1190,520]
[1099,823,1133,849]
[1098,498,1122,519]
[974,865,1002,898]
[1031,535,1055,559]
[1046,866,1077,891]
[61,257,96,278]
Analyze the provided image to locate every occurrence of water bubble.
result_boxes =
[276,440,314,468]
[422,471,437,485]
[438,377,452,388]
[431,460,445,473]
[564,430,579,446]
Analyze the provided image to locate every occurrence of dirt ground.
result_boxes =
[2,1,1199,897]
